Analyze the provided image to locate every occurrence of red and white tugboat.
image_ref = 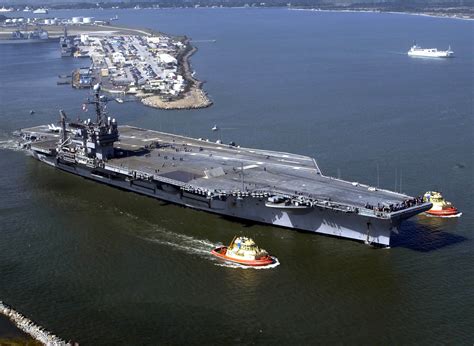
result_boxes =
[423,191,461,217]
[211,236,274,266]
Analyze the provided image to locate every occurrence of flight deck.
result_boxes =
[22,124,426,215]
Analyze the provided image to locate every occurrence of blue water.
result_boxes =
[0,8,472,344]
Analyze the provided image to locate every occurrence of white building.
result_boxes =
[158,53,177,66]
[146,36,161,44]
[80,34,89,44]
[112,52,126,64]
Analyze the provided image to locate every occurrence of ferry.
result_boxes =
[408,44,454,58]
[33,8,48,14]
[423,191,461,217]
[211,237,274,266]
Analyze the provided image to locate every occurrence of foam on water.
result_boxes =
[0,139,22,152]
[113,207,141,221]
[214,256,280,270]
[424,212,463,218]
[140,228,219,258]
[139,225,279,269]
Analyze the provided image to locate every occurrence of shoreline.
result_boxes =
[287,7,474,21]
[0,23,158,41]
[0,6,472,21]
[19,5,474,20]
[140,39,213,110]
[0,314,40,345]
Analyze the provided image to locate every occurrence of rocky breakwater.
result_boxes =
[141,41,213,110]
[141,85,213,110]
[0,301,73,345]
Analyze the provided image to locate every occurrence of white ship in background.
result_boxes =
[33,8,49,14]
[408,43,454,58]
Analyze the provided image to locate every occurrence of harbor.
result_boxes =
[0,21,154,41]
[0,7,472,345]
[0,13,212,110]
[68,32,211,109]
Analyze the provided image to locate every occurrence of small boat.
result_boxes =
[115,97,124,104]
[423,191,460,217]
[211,236,274,266]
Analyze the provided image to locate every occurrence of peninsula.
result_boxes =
[0,15,213,110]
[72,30,213,110]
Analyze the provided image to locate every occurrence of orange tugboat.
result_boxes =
[423,191,461,217]
[211,236,274,266]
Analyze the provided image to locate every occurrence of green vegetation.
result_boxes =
[0,337,41,346]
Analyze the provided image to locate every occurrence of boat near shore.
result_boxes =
[408,43,454,58]
[0,29,55,44]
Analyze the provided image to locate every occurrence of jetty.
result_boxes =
[0,301,74,345]
[141,86,212,110]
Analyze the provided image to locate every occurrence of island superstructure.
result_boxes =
[17,86,431,247]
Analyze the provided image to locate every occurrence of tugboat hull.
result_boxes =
[425,208,460,217]
[211,247,274,266]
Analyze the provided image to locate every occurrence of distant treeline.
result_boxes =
[1,0,472,10]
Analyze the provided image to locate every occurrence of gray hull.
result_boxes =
[35,152,399,246]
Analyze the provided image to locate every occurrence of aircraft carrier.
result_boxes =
[17,86,432,246]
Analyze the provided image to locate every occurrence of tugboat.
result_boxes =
[423,191,461,217]
[211,236,274,266]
